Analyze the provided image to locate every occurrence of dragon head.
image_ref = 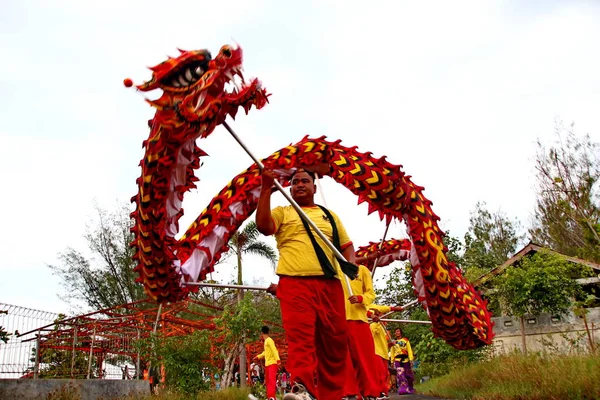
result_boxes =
[125,44,269,134]
[126,45,269,303]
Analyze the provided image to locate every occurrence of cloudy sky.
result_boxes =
[1,0,599,314]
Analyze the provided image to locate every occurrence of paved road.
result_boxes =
[389,393,452,400]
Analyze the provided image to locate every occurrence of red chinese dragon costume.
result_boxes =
[355,238,412,270]
[125,45,494,350]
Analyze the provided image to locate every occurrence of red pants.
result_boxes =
[265,364,278,398]
[278,276,348,399]
[343,320,384,397]
[378,355,390,394]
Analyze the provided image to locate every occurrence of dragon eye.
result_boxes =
[222,48,232,57]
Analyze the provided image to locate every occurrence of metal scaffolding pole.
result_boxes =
[380,319,432,325]
[371,223,391,278]
[70,324,78,378]
[33,331,40,379]
[87,324,96,379]
[185,282,269,291]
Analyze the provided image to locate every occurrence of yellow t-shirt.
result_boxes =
[368,304,392,359]
[342,265,376,322]
[370,322,390,359]
[257,337,280,367]
[272,205,351,277]
[390,337,414,362]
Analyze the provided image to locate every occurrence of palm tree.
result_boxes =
[228,221,277,388]
[230,221,277,289]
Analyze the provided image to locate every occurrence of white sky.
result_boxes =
[1,0,599,315]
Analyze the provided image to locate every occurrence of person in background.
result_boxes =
[367,304,403,399]
[341,264,382,400]
[390,328,415,395]
[254,325,281,400]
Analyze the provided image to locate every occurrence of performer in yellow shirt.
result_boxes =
[254,325,280,400]
[256,168,357,400]
[341,264,386,400]
[390,328,415,395]
[367,304,402,398]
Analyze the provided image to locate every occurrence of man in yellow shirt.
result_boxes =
[256,168,357,400]
[367,304,402,398]
[341,264,385,400]
[254,325,280,400]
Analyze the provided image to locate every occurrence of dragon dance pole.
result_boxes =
[379,299,420,320]
[370,222,391,278]
[314,175,328,208]
[186,282,269,291]
[380,319,432,325]
[222,120,354,296]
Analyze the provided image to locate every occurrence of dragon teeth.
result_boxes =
[194,91,207,111]
[178,75,188,86]
[232,75,241,91]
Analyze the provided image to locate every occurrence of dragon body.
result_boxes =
[127,48,494,350]
[176,136,494,349]
[355,238,412,270]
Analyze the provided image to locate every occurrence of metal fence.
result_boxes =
[0,299,225,381]
[0,302,140,380]
[0,302,60,378]
[1,298,283,384]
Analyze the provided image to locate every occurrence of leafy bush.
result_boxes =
[138,330,216,395]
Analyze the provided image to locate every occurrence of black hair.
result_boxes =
[261,326,270,334]
[290,168,316,182]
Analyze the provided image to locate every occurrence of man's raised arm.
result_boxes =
[255,169,277,236]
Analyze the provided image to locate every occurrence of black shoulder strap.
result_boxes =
[317,206,359,280]
[296,206,358,280]
[297,212,337,278]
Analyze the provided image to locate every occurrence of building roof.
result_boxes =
[473,241,600,287]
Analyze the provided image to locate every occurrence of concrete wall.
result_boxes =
[0,379,150,400]
[491,307,600,354]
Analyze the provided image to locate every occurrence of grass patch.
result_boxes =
[417,353,600,399]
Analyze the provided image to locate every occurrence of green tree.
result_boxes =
[138,330,215,394]
[228,221,277,288]
[495,251,584,355]
[224,221,277,388]
[530,120,600,262]
[463,201,524,283]
[213,293,264,389]
[27,315,93,379]
[572,294,597,354]
[375,232,465,313]
[375,263,414,310]
[376,234,491,379]
[49,202,146,311]
[0,310,9,344]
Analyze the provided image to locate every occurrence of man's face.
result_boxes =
[395,329,402,338]
[290,171,316,203]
